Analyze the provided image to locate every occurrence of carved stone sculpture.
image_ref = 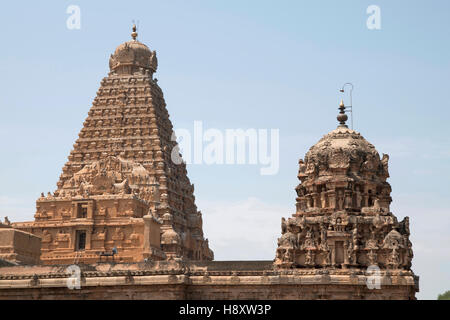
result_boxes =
[12,25,213,264]
[275,100,415,276]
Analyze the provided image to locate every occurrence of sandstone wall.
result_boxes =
[0,261,418,300]
[0,229,41,265]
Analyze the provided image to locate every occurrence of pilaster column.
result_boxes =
[143,214,152,254]
[87,201,94,219]
[86,226,93,250]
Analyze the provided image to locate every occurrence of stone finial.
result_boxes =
[337,99,348,128]
[131,24,138,40]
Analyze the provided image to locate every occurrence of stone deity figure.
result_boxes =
[373,198,382,212]
[306,162,316,175]
[42,230,52,243]
[367,250,377,266]
[363,154,375,171]
[96,228,107,240]
[320,224,327,248]
[334,217,344,232]
[281,218,287,234]
[275,249,284,263]
[305,250,314,266]
[278,224,297,248]
[346,240,355,264]
[320,192,327,209]
[389,249,400,268]
[283,249,293,263]
[298,159,307,178]
[381,154,390,177]
[401,217,410,236]
[355,187,363,208]
[404,239,413,268]
[337,190,345,210]
[303,230,315,249]
[113,228,125,240]
[325,248,331,266]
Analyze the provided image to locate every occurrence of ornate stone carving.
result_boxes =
[42,230,52,243]
[92,229,107,241]
[275,101,414,273]
[56,231,70,243]
[13,26,213,264]
[112,228,125,241]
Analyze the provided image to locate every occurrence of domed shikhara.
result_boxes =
[109,25,158,76]
[297,125,392,214]
[275,101,415,277]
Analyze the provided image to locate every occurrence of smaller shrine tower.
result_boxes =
[274,99,418,298]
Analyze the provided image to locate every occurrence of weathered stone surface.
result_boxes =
[273,100,417,298]
[12,26,213,264]
[0,261,417,300]
[0,226,41,265]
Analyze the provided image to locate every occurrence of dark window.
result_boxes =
[335,241,344,265]
[76,231,86,251]
[77,203,88,218]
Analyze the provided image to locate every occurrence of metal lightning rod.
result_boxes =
[340,83,354,129]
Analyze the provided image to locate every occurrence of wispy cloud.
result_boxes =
[0,195,35,222]
[199,197,291,260]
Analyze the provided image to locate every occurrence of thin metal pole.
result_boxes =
[340,83,354,129]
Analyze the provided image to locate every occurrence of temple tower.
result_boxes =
[274,100,418,298]
[14,26,213,264]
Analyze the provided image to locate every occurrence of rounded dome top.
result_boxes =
[109,25,157,75]
[310,99,378,156]
[306,126,379,165]
[298,101,390,184]
[114,40,151,57]
[161,228,180,244]
[294,100,392,215]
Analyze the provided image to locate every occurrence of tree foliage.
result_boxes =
[437,290,450,300]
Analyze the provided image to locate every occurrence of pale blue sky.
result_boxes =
[0,0,449,299]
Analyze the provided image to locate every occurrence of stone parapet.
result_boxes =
[0,261,417,300]
[0,228,41,265]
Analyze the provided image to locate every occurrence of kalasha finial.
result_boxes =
[131,24,138,40]
[337,99,348,127]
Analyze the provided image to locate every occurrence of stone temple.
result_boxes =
[275,101,415,273]
[0,26,418,299]
[12,25,213,265]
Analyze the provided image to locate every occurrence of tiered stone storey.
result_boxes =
[275,101,414,275]
[13,26,213,264]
